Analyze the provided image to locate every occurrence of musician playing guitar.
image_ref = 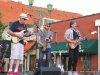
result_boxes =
[64,20,85,75]
[7,13,34,75]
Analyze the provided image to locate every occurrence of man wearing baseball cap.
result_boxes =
[7,13,34,74]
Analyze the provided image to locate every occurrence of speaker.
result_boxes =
[34,67,61,75]
[0,40,11,58]
[0,72,7,75]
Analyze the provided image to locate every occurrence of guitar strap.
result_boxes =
[23,24,28,33]
[75,29,80,37]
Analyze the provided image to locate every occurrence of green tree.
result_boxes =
[0,11,4,39]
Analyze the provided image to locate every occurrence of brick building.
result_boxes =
[50,13,99,71]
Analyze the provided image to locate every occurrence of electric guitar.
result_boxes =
[69,31,97,49]
[0,44,9,72]
[11,30,35,43]
[58,51,64,73]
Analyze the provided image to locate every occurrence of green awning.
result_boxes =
[51,39,98,54]
[51,42,68,53]
[80,39,98,53]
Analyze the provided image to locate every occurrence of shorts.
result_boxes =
[10,43,24,60]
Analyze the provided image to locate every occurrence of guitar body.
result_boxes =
[69,38,81,49]
[11,30,25,43]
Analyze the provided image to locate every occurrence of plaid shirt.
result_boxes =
[64,28,81,49]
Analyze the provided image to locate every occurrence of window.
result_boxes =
[83,55,91,69]
[43,18,60,25]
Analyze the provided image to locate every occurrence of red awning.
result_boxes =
[24,41,36,51]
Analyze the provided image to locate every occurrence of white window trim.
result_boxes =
[43,18,60,25]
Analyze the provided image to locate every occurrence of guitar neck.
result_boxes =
[23,30,34,36]
[78,33,91,42]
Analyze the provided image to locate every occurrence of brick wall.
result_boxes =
[77,56,83,71]
[91,54,98,71]
[0,1,82,25]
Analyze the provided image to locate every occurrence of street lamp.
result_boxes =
[28,0,53,28]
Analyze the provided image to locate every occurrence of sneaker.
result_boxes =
[7,71,14,75]
[68,71,72,75]
[73,72,79,75]
[14,71,21,75]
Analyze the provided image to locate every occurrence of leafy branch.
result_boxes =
[0,11,4,39]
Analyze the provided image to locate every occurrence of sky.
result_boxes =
[12,0,100,16]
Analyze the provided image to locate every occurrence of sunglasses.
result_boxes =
[45,25,50,27]
[23,18,27,20]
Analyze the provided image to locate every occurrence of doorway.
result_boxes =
[30,55,35,71]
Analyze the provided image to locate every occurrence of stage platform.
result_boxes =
[0,71,100,75]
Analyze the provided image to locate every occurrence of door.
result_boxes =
[30,55,35,71]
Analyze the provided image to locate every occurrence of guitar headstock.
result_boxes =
[59,51,61,56]
[91,31,97,34]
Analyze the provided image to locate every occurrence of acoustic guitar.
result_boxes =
[11,30,35,43]
[69,31,97,49]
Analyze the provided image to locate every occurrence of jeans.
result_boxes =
[68,46,79,71]
[38,47,51,67]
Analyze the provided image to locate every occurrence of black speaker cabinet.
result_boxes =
[0,72,7,75]
[34,67,61,75]
[0,40,11,58]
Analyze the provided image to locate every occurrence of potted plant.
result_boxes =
[81,67,86,71]
[81,67,91,71]
[87,67,91,71]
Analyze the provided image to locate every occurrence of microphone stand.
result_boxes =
[28,15,49,70]
[28,15,39,71]
[77,26,88,73]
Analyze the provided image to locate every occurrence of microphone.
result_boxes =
[27,13,32,16]
[75,25,80,27]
